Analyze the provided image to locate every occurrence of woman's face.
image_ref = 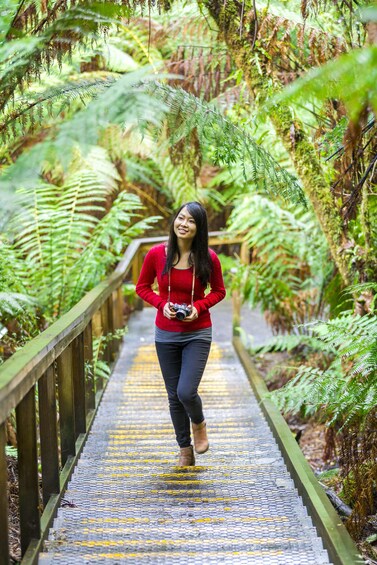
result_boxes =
[174,206,197,242]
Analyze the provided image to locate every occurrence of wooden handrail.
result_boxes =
[0,231,242,565]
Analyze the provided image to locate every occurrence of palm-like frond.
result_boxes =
[0,75,117,147]
[0,67,167,190]
[157,155,198,205]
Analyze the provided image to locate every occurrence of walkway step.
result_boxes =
[39,309,332,564]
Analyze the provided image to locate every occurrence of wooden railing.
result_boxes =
[0,232,242,565]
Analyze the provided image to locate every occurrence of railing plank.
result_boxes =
[16,386,40,556]
[0,422,9,565]
[38,366,60,509]
[57,345,76,466]
[72,333,86,436]
[84,321,95,412]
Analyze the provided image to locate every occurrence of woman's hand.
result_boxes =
[163,302,176,319]
[182,306,198,322]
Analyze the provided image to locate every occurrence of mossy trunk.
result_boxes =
[201,0,354,286]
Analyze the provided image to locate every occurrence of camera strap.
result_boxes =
[168,265,196,308]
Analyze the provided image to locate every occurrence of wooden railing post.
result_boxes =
[16,386,41,556]
[72,333,86,436]
[111,289,122,356]
[57,344,76,466]
[100,301,110,365]
[84,320,95,412]
[106,295,115,360]
[0,422,9,565]
[38,365,60,509]
[132,250,144,310]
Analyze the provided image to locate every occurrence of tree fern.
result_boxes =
[1,61,305,206]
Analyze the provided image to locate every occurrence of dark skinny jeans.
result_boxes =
[155,339,211,448]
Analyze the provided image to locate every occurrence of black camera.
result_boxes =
[171,303,191,320]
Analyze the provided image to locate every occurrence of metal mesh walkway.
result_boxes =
[39,307,331,564]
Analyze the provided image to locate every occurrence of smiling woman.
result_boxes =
[136,201,226,467]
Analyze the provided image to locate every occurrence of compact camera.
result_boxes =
[171,303,191,320]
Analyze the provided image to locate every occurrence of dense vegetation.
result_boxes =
[1,0,376,559]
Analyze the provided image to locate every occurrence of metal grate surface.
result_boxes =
[39,308,332,564]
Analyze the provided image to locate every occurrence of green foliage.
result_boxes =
[0,67,168,193]
[272,312,377,426]
[153,83,306,204]
[10,150,159,320]
[225,194,332,332]
[0,1,131,113]
[269,45,377,122]
[252,333,332,355]
[0,238,37,330]
[91,328,127,382]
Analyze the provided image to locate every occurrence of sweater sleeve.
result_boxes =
[193,251,226,315]
[135,247,166,312]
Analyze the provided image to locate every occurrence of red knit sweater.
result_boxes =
[135,243,226,332]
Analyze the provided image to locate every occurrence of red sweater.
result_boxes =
[136,243,226,332]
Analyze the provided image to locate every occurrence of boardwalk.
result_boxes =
[39,304,331,564]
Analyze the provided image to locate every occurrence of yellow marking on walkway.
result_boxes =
[76,538,297,547]
[83,517,150,524]
[83,550,284,559]
[101,475,256,483]
[81,524,291,534]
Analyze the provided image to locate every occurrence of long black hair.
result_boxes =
[163,201,213,286]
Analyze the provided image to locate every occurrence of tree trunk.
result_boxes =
[201,0,354,285]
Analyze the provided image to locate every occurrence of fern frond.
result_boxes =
[0,75,117,146]
[0,67,166,190]
[252,333,333,355]
[0,2,131,114]
[272,310,377,426]
[0,292,36,319]
[150,83,305,204]
[11,165,124,317]
[157,155,197,205]
[64,190,160,311]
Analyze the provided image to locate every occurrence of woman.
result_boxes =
[136,202,226,466]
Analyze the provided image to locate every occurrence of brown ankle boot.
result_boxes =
[178,446,195,466]
[192,421,209,454]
